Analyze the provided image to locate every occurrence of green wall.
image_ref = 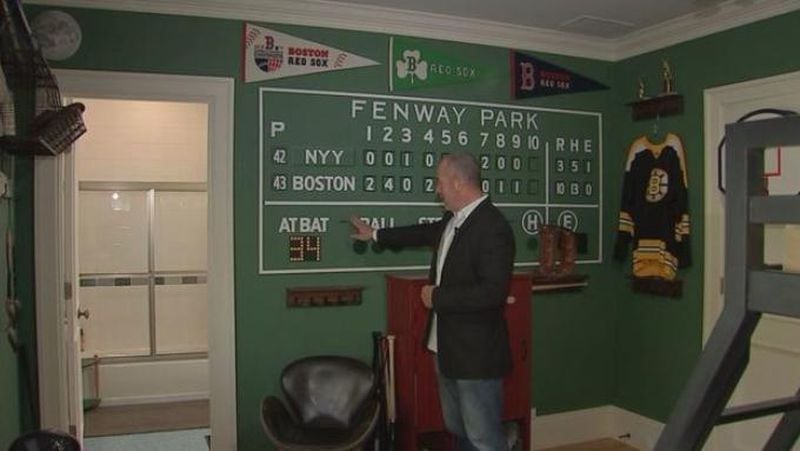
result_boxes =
[609,10,800,421]
[12,3,800,449]
[0,156,20,450]
[231,24,616,450]
[0,350,19,448]
[1,74,40,448]
[22,6,613,449]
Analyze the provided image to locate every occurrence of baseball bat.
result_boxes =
[386,334,397,449]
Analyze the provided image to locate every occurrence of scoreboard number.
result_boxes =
[289,236,321,262]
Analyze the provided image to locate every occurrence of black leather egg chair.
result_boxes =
[8,429,80,451]
[260,355,380,451]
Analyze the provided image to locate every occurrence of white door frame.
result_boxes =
[703,69,800,450]
[34,70,237,450]
[703,69,800,341]
[34,139,71,432]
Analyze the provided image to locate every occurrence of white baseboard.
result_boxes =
[610,406,664,450]
[531,405,664,450]
[99,391,210,407]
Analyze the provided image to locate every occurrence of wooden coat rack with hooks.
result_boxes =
[627,93,684,122]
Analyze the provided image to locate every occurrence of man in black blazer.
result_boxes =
[351,152,515,451]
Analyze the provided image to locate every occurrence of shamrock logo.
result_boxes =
[396,49,428,84]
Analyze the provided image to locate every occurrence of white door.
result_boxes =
[704,71,800,451]
[34,149,82,439]
[63,147,83,441]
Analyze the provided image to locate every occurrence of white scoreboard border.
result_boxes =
[259,87,603,275]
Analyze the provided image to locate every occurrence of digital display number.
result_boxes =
[289,236,321,262]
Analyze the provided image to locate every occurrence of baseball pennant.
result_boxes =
[511,51,608,99]
[242,23,379,82]
[390,36,493,92]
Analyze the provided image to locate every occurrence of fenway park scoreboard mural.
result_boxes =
[259,88,602,274]
[247,27,605,275]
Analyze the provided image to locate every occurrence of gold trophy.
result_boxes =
[662,60,674,95]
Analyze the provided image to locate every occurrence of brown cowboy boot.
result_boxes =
[537,225,556,277]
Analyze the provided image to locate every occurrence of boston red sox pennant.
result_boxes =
[242,23,379,82]
[511,51,608,99]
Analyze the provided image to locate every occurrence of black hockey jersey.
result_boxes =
[614,133,690,280]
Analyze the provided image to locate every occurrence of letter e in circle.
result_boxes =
[557,210,578,231]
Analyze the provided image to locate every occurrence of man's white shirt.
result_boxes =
[428,195,487,352]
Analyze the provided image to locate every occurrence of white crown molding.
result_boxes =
[613,0,800,60]
[24,0,616,60]
[25,0,800,60]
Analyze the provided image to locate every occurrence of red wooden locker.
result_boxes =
[386,272,532,451]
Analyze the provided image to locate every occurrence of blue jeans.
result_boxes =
[436,361,508,451]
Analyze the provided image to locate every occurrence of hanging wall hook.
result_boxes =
[652,113,660,139]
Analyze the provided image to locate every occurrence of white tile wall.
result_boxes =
[80,285,150,357]
[154,192,207,272]
[93,359,209,406]
[75,98,210,402]
[79,191,148,274]
[75,98,208,183]
[155,284,208,354]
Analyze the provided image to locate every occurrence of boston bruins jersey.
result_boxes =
[614,133,690,281]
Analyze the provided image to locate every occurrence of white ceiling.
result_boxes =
[322,0,747,39]
[28,0,800,60]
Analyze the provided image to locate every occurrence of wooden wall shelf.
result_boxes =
[627,94,683,121]
[532,280,589,292]
[531,274,589,293]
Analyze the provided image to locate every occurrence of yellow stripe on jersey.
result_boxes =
[632,239,678,280]
[618,212,634,234]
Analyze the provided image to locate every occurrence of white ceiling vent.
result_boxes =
[559,15,636,38]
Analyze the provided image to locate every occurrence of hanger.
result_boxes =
[650,112,663,143]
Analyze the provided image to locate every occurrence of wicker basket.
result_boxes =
[29,102,86,155]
